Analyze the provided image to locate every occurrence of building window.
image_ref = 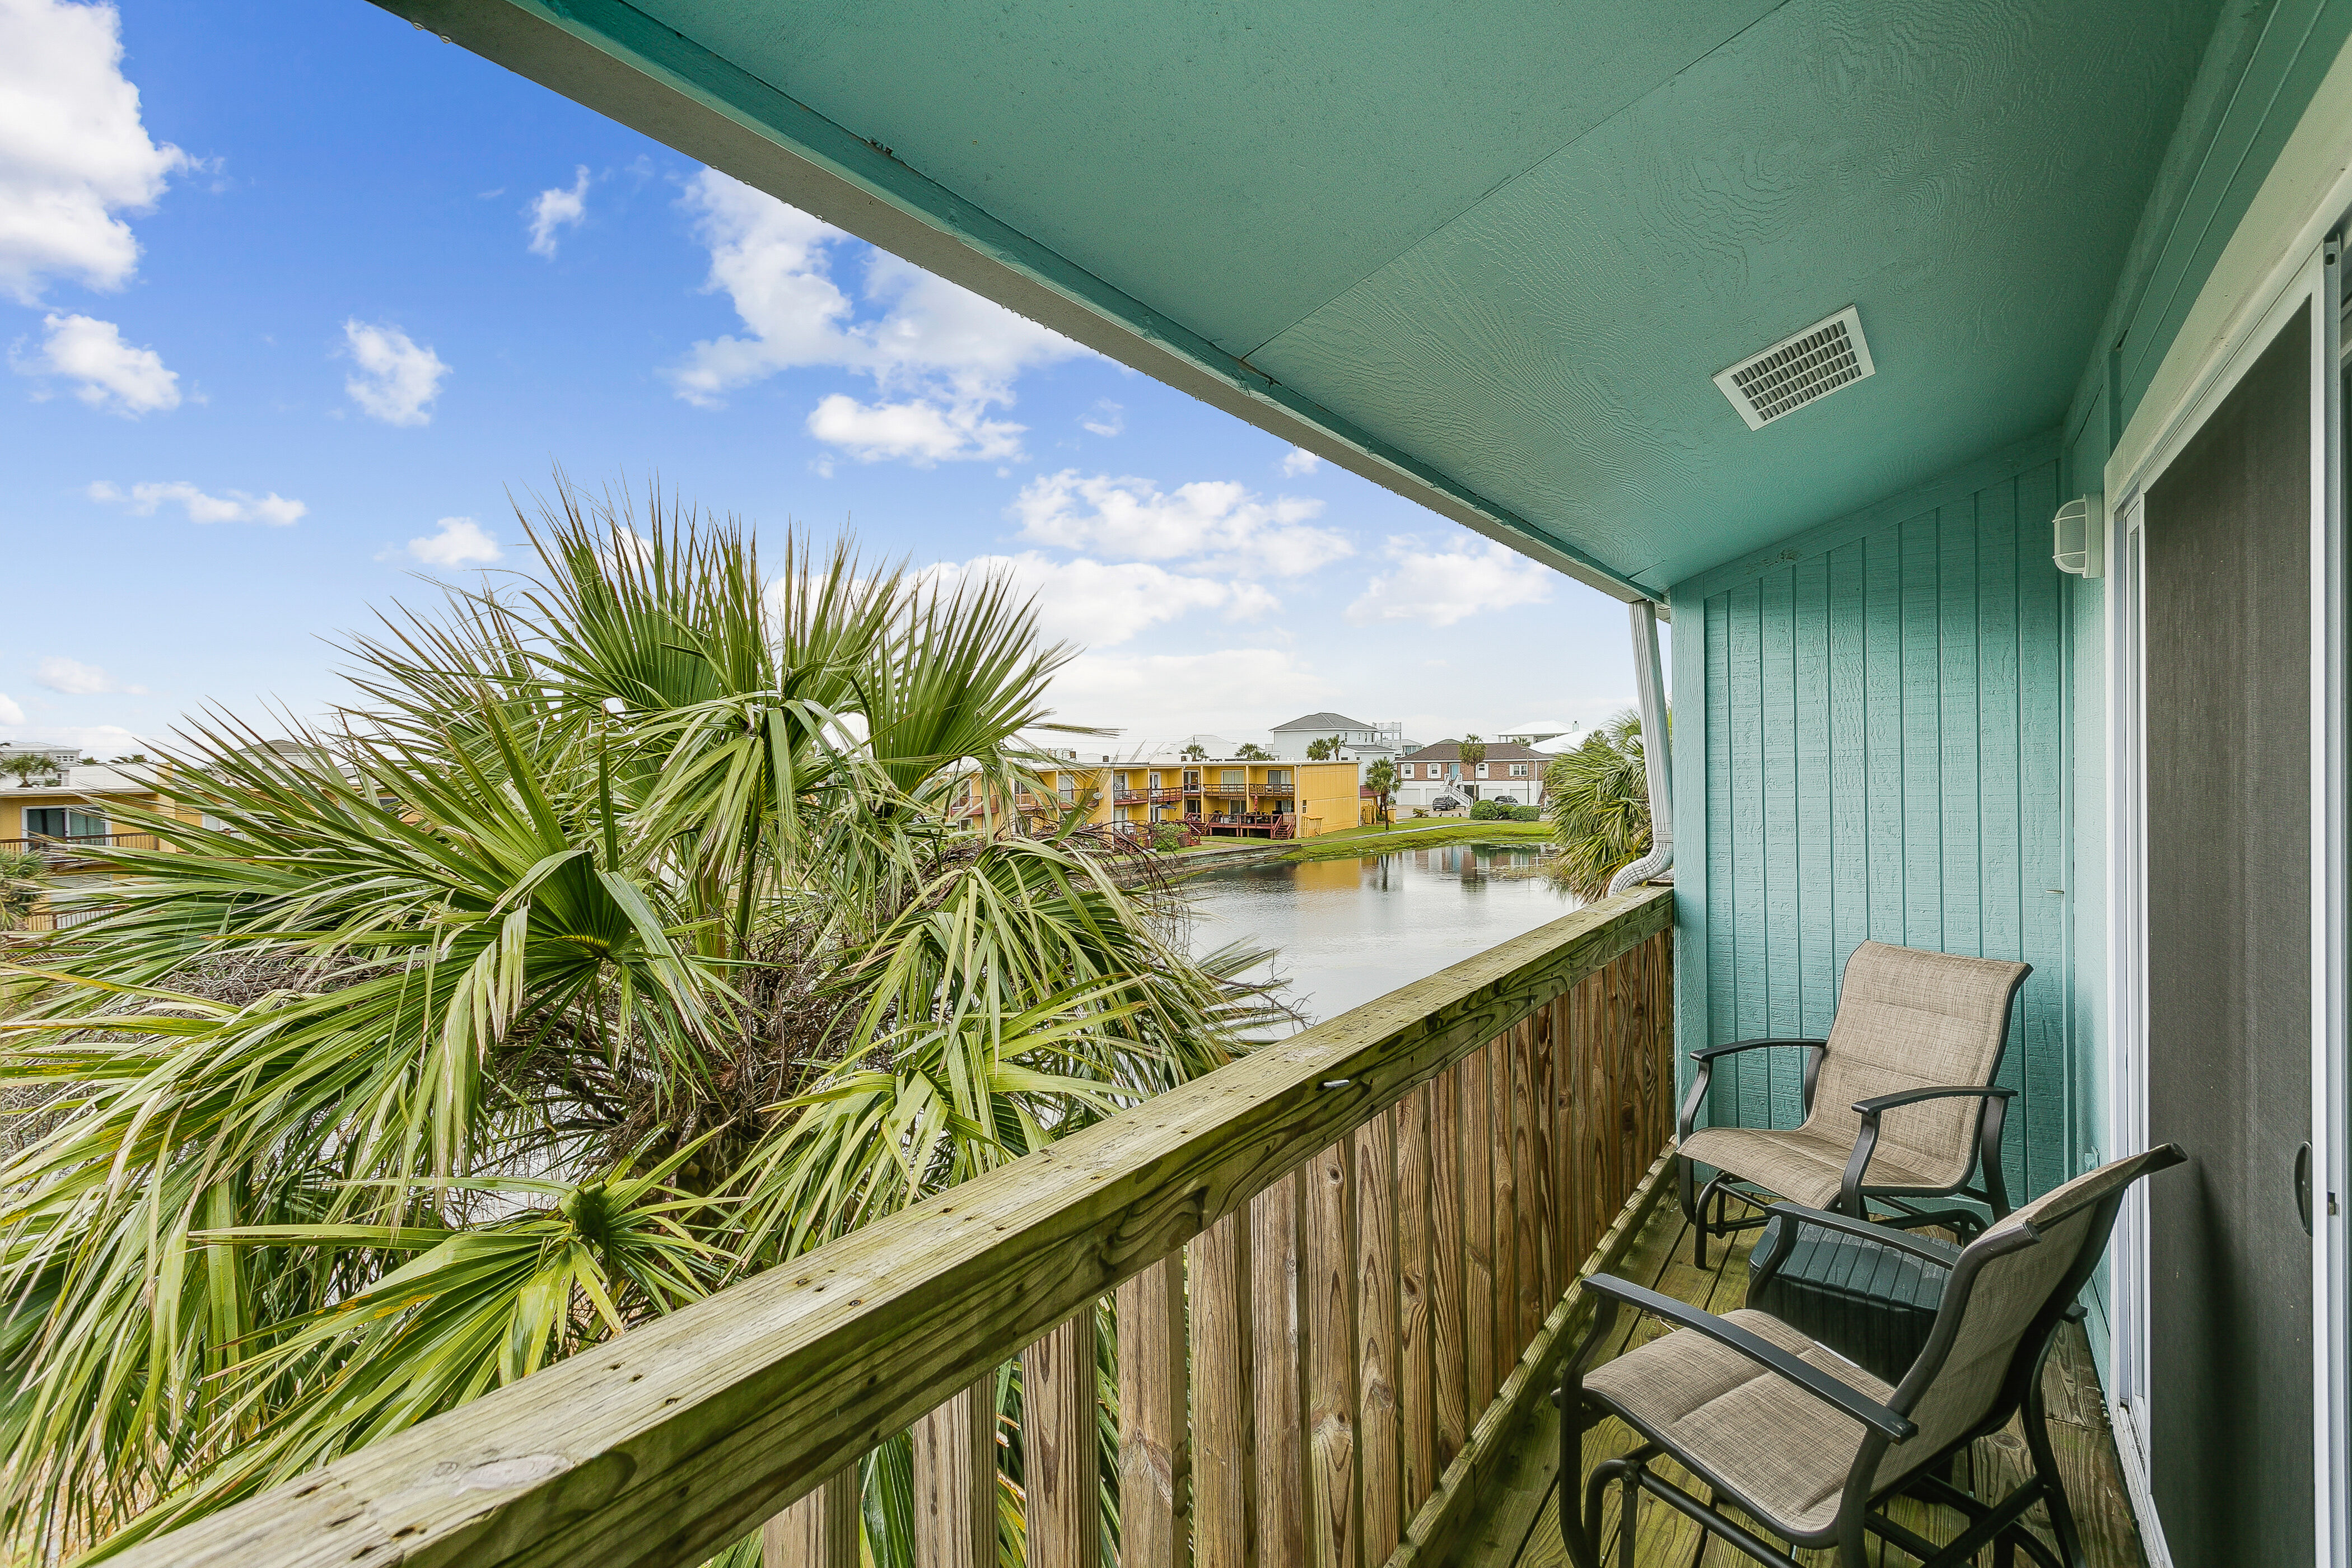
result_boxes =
[1510,763,1529,778]
[25,808,105,839]
[1220,769,1243,789]
[1475,762,1488,777]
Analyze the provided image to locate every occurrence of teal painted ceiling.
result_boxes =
[547,0,2222,589]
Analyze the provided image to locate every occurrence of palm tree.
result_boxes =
[1364,757,1396,828]
[1542,708,1656,898]
[1304,736,1339,760]
[0,848,45,928]
[0,482,1275,1560]
[1234,742,1272,760]
[1180,743,1207,761]
[1,755,53,790]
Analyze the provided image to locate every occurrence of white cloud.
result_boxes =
[1082,401,1123,437]
[0,693,22,725]
[1280,448,1322,477]
[1346,536,1555,628]
[921,552,1276,650]
[407,516,502,567]
[807,393,1025,466]
[88,478,305,525]
[1011,470,1353,577]
[37,655,143,695]
[0,0,188,304]
[342,319,447,426]
[526,165,589,258]
[1045,648,1336,735]
[15,311,176,413]
[668,170,1084,461]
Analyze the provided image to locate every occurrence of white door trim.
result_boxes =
[2104,240,2347,1567]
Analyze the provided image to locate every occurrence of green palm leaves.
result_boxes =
[0,482,1266,1560]
[1542,708,1659,899]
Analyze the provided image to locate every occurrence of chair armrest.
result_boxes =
[1690,1037,1828,1063]
[1838,1086,2018,1217]
[1582,1273,1916,1440]
[1849,1085,2018,1117]
[1679,1039,1828,1138]
[1756,1202,1964,1271]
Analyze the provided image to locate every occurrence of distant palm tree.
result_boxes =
[0,848,45,928]
[1543,708,1658,898]
[1365,757,1397,827]
[0,481,1275,1560]
[1180,743,1207,760]
[1235,742,1272,760]
[1,755,53,790]
[1304,736,1340,760]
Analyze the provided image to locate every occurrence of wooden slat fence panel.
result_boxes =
[1354,1115,1402,1565]
[762,1466,858,1568]
[115,891,1673,1568]
[1117,1259,1189,1568]
[1020,1315,1099,1568]
[1394,1087,1436,1517]
[1303,1140,1360,1568]
[1188,1212,1253,1568]
[912,1378,995,1568]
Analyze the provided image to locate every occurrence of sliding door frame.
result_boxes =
[2105,236,2347,1566]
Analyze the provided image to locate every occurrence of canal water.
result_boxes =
[1180,841,1582,1032]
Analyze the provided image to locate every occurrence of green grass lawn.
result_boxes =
[1277,818,1552,860]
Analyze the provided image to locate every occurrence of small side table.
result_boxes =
[1746,1214,1961,1384]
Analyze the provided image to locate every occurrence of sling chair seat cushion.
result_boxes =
[1583,1306,1893,1536]
[1681,1124,1950,1211]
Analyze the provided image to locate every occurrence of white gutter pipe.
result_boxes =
[1606,599,1674,895]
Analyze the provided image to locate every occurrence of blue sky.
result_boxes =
[1,0,1645,759]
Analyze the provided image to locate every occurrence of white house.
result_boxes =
[1267,712,1409,761]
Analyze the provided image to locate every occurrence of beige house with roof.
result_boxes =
[1393,739,1549,813]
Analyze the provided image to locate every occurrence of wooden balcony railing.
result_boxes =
[114,886,1676,1568]
[0,832,158,856]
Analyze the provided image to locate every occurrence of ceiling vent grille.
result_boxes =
[1714,306,1875,430]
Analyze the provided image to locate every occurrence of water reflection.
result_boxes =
[1182,841,1579,1032]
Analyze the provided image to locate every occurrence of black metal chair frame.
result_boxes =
[1677,1032,2019,1268]
[1558,1146,2185,1568]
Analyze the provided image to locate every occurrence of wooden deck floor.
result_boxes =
[1457,1194,2147,1568]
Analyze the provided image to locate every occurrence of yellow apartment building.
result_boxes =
[967,755,1366,839]
[0,757,179,855]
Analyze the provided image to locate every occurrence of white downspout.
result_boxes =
[1606,599,1674,895]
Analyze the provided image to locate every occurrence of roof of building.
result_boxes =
[1270,711,1375,732]
[1400,740,1552,763]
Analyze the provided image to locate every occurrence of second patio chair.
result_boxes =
[1677,940,2029,1265]
[1557,1144,2185,1568]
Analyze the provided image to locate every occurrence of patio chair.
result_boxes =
[1556,1144,2184,1568]
[1678,940,2029,1266]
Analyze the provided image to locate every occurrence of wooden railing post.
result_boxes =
[1250,1173,1306,1568]
[763,1467,860,1568]
[1458,1049,1496,1411]
[1303,1140,1359,1568]
[1022,1315,1099,1568]
[1117,1257,1189,1568]
[1394,1085,1436,1515]
[1354,1113,1401,1563]
[913,1376,995,1568]
[1188,1210,1253,1568]
[1427,1071,1469,1473]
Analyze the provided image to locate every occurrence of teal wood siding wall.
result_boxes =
[1670,442,2077,1205]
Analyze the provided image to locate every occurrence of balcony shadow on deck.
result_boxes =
[1464,1195,2148,1568]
